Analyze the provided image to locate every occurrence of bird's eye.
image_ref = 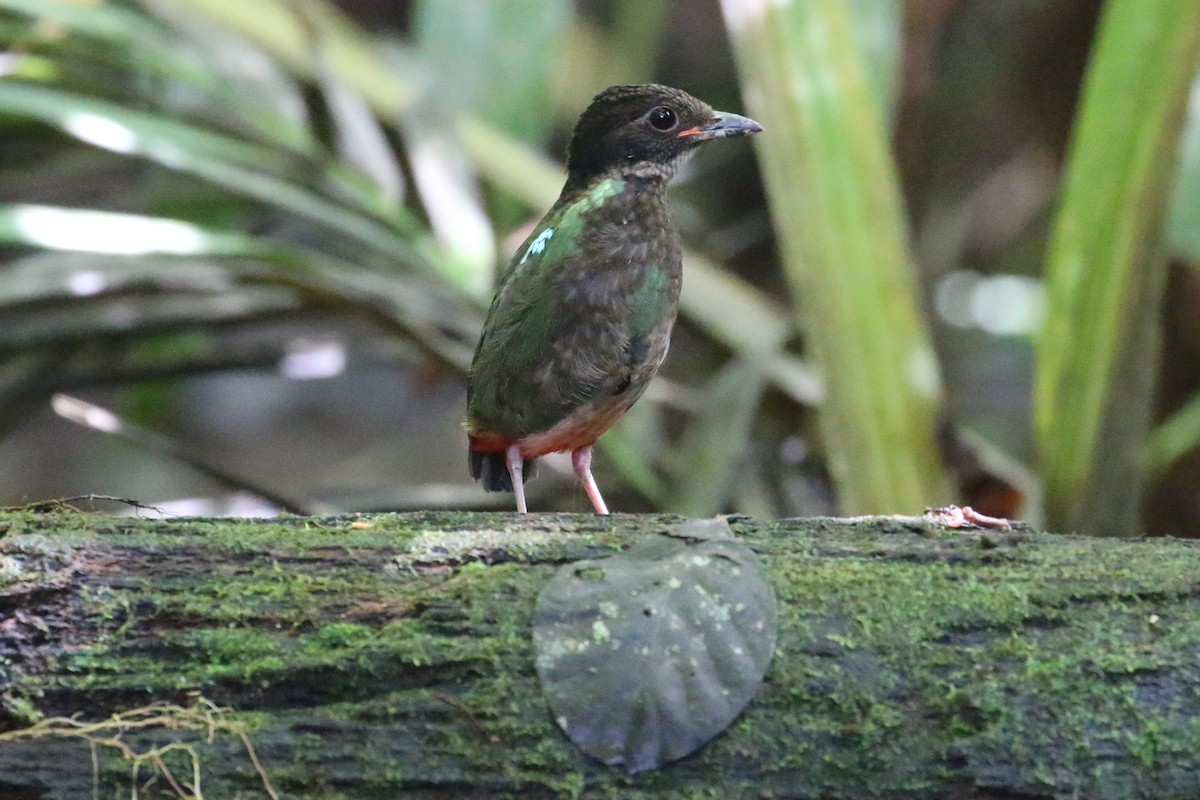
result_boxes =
[648,106,677,131]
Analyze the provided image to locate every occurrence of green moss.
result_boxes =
[0,690,41,727]
[718,521,1200,797]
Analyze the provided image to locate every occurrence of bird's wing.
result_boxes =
[468,178,642,437]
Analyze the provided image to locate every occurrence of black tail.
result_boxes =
[469,448,537,492]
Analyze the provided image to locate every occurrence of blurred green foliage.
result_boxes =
[1034,0,1200,534]
[1,0,1199,533]
[0,0,793,516]
[722,0,953,514]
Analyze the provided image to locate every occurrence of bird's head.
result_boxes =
[565,84,762,187]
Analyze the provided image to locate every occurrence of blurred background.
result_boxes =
[0,0,1197,534]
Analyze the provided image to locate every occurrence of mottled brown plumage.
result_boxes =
[467,84,761,513]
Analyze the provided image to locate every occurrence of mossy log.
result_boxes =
[3,509,1200,799]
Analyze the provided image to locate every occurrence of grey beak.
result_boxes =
[676,110,763,141]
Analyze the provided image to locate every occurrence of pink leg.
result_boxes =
[572,446,609,515]
[506,444,528,514]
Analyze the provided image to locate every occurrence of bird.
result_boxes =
[466,84,762,514]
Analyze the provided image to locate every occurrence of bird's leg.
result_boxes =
[506,444,528,514]
[572,445,609,515]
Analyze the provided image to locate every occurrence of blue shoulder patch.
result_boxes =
[520,227,555,264]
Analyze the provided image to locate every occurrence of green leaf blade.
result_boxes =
[1034,0,1200,533]
[720,0,952,512]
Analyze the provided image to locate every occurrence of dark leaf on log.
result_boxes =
[533,518,778,772]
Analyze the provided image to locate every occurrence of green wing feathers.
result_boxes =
[467,177,681,440]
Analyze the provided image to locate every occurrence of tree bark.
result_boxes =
[2,508,1199,799]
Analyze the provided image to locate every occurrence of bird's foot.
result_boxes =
[572,446,609,515]
[506,444,528,514]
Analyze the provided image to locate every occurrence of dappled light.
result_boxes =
[9,205,210,255]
